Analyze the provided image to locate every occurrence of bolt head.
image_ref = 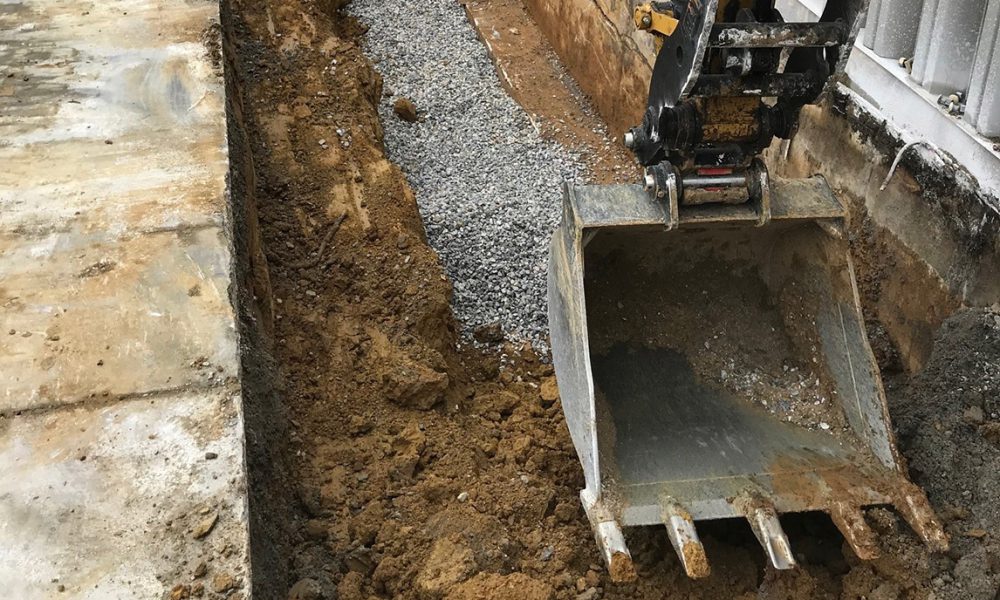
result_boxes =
[643,172,656,191]
[623,131,635,148]
[641,14,652,27]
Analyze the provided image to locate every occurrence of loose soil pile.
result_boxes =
[223,1,1000,599]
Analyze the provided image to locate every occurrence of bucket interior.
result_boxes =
[582,221,896,523]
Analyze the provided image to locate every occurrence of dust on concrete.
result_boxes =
[221,0,1000,599]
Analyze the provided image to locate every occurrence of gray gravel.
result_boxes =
[349,0,583,351]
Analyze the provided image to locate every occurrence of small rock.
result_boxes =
[170,584,190,600]
[348,414,373,435]
[584,570,600,587]
[303,519,328,540]
[192,512,218,539]
[344,546,375,574]
[964,405,985,424]
[457,491,469,503]
[393,97,418,122]
[204,452,218,460]
[211,573,236,594]
[554,501,577,523]
[192,561,208,578]
[287,577,322,600]
[575,577,588,593]
[473,323,504,344]
[476,390,519,415]
[981,422,1000,445]
[539,377,559,404]
[539,546,554,561]
[576,588,599,600]
[382,355,449,410]
[509,27,520,35]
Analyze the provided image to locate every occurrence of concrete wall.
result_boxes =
[769,92,1000,371]
[522,0,1000,372]
[522,0,656,135]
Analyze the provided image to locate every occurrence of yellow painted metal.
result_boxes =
[634,3,679,37]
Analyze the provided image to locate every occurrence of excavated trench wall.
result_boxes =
[524,0,1000,373]
[220,3,296,597]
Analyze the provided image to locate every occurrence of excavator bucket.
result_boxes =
[547,178,947,581]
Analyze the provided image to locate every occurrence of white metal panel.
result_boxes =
[867,0,924,59]
[863,0,882,49]
[966,0,1000,137]
[909,0,939,82]
[910,0,989,94]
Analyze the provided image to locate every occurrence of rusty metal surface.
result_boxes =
[547,181,947,577]
[568,177,843,229]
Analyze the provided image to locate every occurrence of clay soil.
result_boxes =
[223,1,1000,599]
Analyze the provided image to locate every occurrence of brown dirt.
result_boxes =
[222,1,1000,599]
[844,193,963,375]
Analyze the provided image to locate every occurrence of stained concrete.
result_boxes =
[0,0,249,597]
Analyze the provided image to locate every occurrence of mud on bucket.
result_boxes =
[546,181,947,581]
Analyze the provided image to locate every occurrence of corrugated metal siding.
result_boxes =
[864,0,1000,136]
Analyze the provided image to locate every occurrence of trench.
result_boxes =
[220,1,1000,599]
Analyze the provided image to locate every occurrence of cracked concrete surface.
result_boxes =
[0,0,250,597]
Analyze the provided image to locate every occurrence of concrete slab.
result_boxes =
[0,389,248,599]
[0,225,238,413]
[0,0,227,235]
[0,0,250,596]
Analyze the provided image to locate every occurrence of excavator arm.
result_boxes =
[627,0,867,214]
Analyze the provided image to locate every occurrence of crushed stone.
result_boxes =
[349,0,584,351]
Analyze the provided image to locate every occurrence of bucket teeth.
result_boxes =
[580,492,638,582]
[829,502,879,560]
[895,485,949,552]
[661,500,710,579]
[743,501,796,570]
[592,519,637,583]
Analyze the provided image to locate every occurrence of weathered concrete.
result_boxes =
[1,390,246,598]
[0,0,250,597]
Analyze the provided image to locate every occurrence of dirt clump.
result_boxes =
[446,572,555,600]
[393,97,418,122]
